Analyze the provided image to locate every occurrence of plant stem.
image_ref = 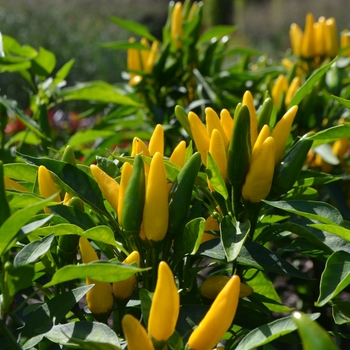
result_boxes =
[0,319,22,350]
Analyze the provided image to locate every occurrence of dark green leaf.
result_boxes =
[332,300,350,325]
[235,313,320,350]
[19,285,93,348]
[220,217,250,262]
[316,250,350,306]
[96,157,121,179]
[43,322,121,349]
[45,261,147,287]
[140,289,153,328]
[264,200,344,225]
[16,153,108,216]
[288,57,337,108]
[14,234,54,267]
[206,152,228,199]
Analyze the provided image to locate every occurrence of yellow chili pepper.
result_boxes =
[200,215,219,244]
[271,105,298,164]
[143,152,169,242]
[289,23,303,57]
[340,30,350,56]
[188,111,210,166]
[113,251,140,301]
[242,136,275,203]
[145,40,159,74]
[205,107,228,148]
[301,13,315,58]
[187,275,240,350]
[38,165,61,214]
[118,162,133,227]
[63,191,73,206]
[242,90,258,147]
[313,17,326,57]
[4,177,28,192]
[90,164,119,214]
[148,124,164,156]
[325,17,339,58]
[169,140,186,168]
[252,124,270,158]
[79,237,113,315]
[122,314,154,350]
[148,261,179,342]
[285,76,301,107]
[208,129,227,191]
[131,137,151,157]
[127,37,142,86]
[271,75,288,108]
[171,2,184,49]
[220,109,234,144]
[201,275,254,300]
[140,37,150,71]
[333,138,349,168]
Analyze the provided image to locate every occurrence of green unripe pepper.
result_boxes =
[62,145,77,166]
[257,97,273,132]
[121,154,145,236]
[270,137,313,198]
[168,152,201,237]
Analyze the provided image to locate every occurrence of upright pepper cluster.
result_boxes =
[187,91,301,209]
[290,13,339,60]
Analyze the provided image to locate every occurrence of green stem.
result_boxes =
[0,319,22,350]
[150,245,160,291]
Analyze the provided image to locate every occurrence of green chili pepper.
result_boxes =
[227,105,252,214]
[168,152,201,237]
[62,145,77,166]
[122,154,145,236]
[0,161,11,226]
[175,105,192,137]
[292,311,339,350]
[257,97,273,132]
[270,137,313,198]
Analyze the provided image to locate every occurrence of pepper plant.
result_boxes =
[2,2,350,350]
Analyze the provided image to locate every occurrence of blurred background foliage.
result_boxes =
[2,0,350,108]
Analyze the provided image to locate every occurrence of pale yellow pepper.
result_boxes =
[148,261,179,342]
[38,165,61,214]
[143,152,169,242]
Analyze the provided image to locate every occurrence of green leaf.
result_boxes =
[296,170,340,187]
[4,163,37,182]
[238,241,312,280]
[82,226,119,247]
[96,156,121,179]
[47,204,97,230]
[0,97,45,138]
[110,16,157,42]
[198,25,236,44]
[8,193,44,210]
[43,322,121,349]
[264,200,344,225]
[7,265,37,302]
[45,262,147,287]
[292,312,339,350]
[101,40,149,50]
[14,234,54,267]
[332,300,350,325]
[2,34,37,58]
[68,130,116,148]
[308,223,350,243]
[173,217,206,265]
[220,217,250,262]
[288,57,337,108]
[235,313,320,350]
[244,269,293,313]
[55,58,75,82]
[17,153,108,216]
[60,81,141,106]
[314,144,339,165]
[331,94,350,109]
[32,47,56,76]
[140,289,153,328]
[206,152,228,199]
[306,124,350,148]
[19,285,93,349]
[316,250,350,306]
[33,223,84,237]
[0,194,57,256]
